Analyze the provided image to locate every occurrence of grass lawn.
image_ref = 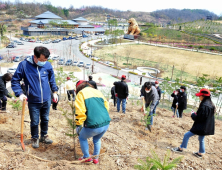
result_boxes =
[95,44,222,81]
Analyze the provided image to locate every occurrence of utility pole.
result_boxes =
[91,44,94,73]
[171,65,175,81]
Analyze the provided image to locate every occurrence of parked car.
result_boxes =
[95,33,99,35]
[72,61,78,66]
[43,41,50,44]
[65,59,73,66]
[14,56,22,62]
[29,39,35,42]
[85,63,91,69]
[63,37,68,41]
[56,39,61,42]
[83,34,88,38]
[7,68,17,74]
[6,44,15,48]
[58,58,65,65]
[20,38,25,41]
[48,56,53,60]
[52,40,59,43]
[78,61,84,67]
[36,40,42,43]
[0,55,3,60]
[52,56,59,60]
[17,41,24,45]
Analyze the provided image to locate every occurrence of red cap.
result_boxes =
[76,80,85,88]
[195,88,211,97]
[155,81,159,84]
[67,77,70,80]
[121,75,126,79]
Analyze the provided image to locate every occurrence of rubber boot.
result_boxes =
[1,101,7,111]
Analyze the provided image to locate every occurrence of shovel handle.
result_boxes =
[143,98,146,114]
[21,98,26,135]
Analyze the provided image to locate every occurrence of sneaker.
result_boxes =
[193,152,202,158]
[172,115,175,118]
[78,156,93,163]
[147,125,152,132]
[93,159,99,164]
[32,138,39,148]
[39,135,53,144]
[171,147,183,153]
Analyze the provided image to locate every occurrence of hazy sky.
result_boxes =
[9,0,222,15]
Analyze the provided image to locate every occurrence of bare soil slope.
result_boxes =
[0,100,222,169]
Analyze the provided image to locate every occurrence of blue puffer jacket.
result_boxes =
[11,56,58,103]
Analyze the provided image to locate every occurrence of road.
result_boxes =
[0,35,157,85]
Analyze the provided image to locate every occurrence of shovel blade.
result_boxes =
[21,134,25,151]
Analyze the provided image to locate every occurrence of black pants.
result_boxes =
[67,90,75,101]
[0,96,7,111]
[113,97,117,107]
[52,102,58,110]
[178,109,184,118]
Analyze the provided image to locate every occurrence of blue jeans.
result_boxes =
[180,131,205,153]
[153,100,159,116]
[28,100,51,139]
[171,107,179,117]
[79,124,109,158]
[117,98,126,113]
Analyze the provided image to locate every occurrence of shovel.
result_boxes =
[142,98,146,116]
[175,105,178,118]
[21,98,26,151]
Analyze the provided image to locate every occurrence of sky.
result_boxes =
[8,0,222,15]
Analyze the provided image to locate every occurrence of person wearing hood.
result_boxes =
[140,81,159,132]
[0,73,13,111]
[172,89,215,158]
[177,86,187,118]
[11,46,58,148]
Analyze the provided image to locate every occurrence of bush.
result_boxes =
[113,67,121,70]
[198,46,203,49]
[123,63,132,65]
[209,47,216,51]
[142,72,146,75]
[129,71,138,75]
[188,45,193,48]
[48,60,53,63]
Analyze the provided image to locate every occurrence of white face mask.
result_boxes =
[155,84,159,87]
[145,90,150,93]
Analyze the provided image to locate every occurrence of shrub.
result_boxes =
[198,46,203,49]
[188,45,193,48]
[123,63,132,65]
[134,150,183,170]
[48,59,53,63]
[113,67,121,70]
[129,71,138,75]
[142,73,146,75]
[209,47,216,51]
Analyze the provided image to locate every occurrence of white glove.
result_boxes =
[12,97,15,100]
[53,93,58,103]
[176,102,178,106]
[141,96,144,100]
[19,94,27,101]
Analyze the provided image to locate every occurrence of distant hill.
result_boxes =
[0,1,219,24]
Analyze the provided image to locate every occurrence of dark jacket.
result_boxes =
[114,80,128,99]
[141,85,159,111]
[88,80,97,89]
[190,99,215,136]
[156,86,161,100]
[0,76,11,100]
[111,86,115,99]
[171,93,178,108]
[177,92,187,110]
[11,56,58,103]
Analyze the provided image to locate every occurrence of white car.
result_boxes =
[72,61,78,66]
[36,40,42,43]
[7,68,17,74]
[85,63,91,69]
[43,41,50,44]
[78,61,84,67]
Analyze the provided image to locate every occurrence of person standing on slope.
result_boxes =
[177,86,187,118]
[141,81,159,132]
[171,89,180,118]
[172,89,215,158]
[114,75,129,114]
[11,46,58,148]
[65,77,76,101]
[88,75,97,89]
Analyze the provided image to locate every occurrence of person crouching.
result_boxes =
[75,80,111,164]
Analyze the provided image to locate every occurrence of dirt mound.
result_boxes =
[0,101,222,169]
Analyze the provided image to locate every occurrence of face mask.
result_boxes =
[155,84,159,87]
[180,89,183,93]
[36,61,46,67]
[145,90,150,93]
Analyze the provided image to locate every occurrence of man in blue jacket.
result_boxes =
[11,46,58,148]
